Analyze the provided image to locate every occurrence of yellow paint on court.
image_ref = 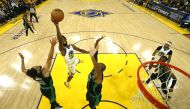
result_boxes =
[38,53,164,109]
[132,2,190,34]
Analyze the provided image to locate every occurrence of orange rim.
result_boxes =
[137,61,190,109]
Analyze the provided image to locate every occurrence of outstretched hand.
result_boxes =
[18,53,24,60]
[95,35,105,48]
[50,37,58,46]
[97,35,105,42]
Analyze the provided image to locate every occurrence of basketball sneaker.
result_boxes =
[64,82,71,89]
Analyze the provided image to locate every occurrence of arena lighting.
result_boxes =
[11,63,21,72]
[72,34,81,42]
[142,50,152,61]
[105,38,118,53]
[0,90,4,97]
[0,75,15,88]
[133,43,141,51]
[21,78,32,90]
[20,50,32,64]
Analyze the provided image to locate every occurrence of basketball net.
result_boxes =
[130,61,190,109]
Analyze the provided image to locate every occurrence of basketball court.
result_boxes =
[0,0,190,109]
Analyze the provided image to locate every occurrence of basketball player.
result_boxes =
[52,19,89,88]
[86,36,106,109]
[145,56,177,99]
[18,37,63,109]
[29,2,39,23]
[149,41,173,70]
[23,11,35,36]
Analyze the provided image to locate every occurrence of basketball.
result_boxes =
[51,9,64,22]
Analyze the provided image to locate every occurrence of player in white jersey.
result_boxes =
[29,2,39,23]
[52,18,89,88]
[149,41,173,70]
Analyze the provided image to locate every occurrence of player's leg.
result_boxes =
[30,13,33,22]
[89,99,96,109]
[65,58,79,88]
[28,25,34,33]
[50,87,62,108]
[67,58,79,82]
[64,66,73,88]
[64,64,72,88]
[41,87,62,109]
[29,20,36,31]
[89,95,101,109]
[161,82,167,94]
[86,93,96,109]
[161,79,171,99]
[65,74,73,86]
[67,73,73,83]
[161,81,171,99]
[34,13,39,22]
[40,88,56,109]
[146,73,158,84]
[25,25,29,36]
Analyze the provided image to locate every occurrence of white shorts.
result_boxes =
[66,57,79,75]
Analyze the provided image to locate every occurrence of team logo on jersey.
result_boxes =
[71,9,112,18]
[88,73,93,82]
[36,77,46,85]
[69,51,74,59]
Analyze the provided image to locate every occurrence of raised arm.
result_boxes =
[18,53,27,73]
[152,50,157,56]
[90,46,101,82]
[152,46,161,60]
[72,44,89,53]
[51,18,65,53]
[43,37,57,77]
[71,28,105,54]
[95,36,105,48]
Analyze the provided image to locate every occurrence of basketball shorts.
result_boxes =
[66,57,79,75]
[86,92,101,109]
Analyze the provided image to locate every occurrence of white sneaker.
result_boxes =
[64,82,71,89]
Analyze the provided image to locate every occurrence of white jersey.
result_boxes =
[64,45,75,65]
[157,46,171,56]
[30,7,35,13]
[64,45,79,74]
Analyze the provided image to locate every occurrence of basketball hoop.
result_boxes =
[136,61,190,109]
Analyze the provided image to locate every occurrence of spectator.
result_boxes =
[29,2,39,23]
[0,0,45,25]
[179,16,190,29]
